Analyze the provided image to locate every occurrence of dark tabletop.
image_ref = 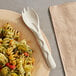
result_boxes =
[0,0,75,76]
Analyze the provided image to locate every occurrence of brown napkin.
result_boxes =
[49,2,76,76]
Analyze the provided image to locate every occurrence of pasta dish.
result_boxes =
[0,23,35,76]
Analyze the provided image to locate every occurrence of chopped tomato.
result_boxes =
[24,52,29,57]
[6,63,16,70]
[9,65,16,70]
[5,63,10,67]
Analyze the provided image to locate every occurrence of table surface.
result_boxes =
[0,0,75,76]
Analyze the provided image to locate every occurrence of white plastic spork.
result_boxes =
[22,7,56,69]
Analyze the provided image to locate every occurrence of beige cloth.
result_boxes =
[49,2,76,76]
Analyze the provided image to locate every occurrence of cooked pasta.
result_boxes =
[16,55,25,76]
[0,23,35,76]
[0,53,8,66]
[3,23,20,40]
[6,47,16,65]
